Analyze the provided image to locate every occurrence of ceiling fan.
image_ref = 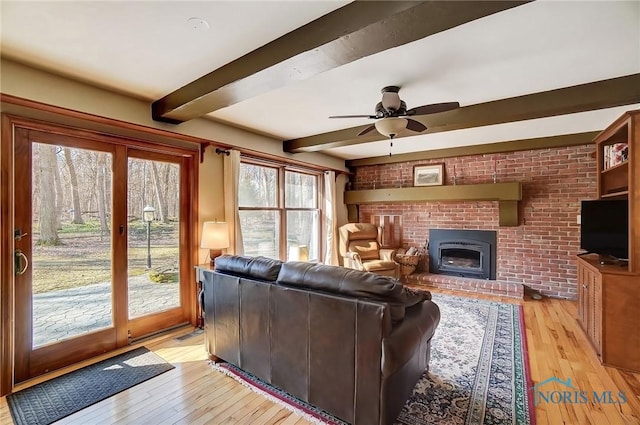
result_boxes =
[329,86,460,139]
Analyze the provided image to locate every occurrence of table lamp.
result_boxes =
[201,221,230,268]
[288,245,309,262]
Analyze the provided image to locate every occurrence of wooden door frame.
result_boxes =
[0,112,200,396]
[1,114,16,396]
[126,149,195,339]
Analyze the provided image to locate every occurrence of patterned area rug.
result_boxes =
[211,293,535,425]
[7,347,174,425]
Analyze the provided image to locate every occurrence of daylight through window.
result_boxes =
[238,161,321,261]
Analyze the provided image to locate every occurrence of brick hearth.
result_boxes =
[405,273,524,299]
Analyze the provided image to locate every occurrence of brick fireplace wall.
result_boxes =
[352,144,597,299]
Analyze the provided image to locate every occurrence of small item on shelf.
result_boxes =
[604,143,629,170]
[614,143,628,165]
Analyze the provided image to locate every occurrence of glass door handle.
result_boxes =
[15,249,28,275]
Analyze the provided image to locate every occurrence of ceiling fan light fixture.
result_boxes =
[375,117,407,138]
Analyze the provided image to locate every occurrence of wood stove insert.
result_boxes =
[428,229,497,280]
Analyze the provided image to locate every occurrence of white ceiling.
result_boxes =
[2,1,639,161]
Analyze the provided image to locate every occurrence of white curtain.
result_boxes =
[223,150,244,255]
[323,171,339,265]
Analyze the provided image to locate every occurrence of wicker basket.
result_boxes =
[395,254,421,276]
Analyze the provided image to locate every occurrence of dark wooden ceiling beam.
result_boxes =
[152,1,529,124]
[284,73,640,153]
[346,131,600,167]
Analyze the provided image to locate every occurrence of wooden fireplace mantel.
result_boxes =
[344,182,522,226]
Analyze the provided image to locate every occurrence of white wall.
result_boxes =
[1,58,348,263]
[0,58,347,171]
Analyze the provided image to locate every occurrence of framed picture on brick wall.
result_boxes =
[414,164,444,187]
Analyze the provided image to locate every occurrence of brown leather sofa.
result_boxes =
[201,255,440,425]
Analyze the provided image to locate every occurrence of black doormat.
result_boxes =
[7,347,175,425]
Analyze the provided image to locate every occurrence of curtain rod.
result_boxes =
[208,144,351,175]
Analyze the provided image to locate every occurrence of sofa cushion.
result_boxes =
[214,255,282,281]
[348,240,380,260]
[277,262,430,322]
[362,260,397,272]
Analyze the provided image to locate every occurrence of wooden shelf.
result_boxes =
[344,182,522,226]
[344,182,522,203]
[601,160,628,173]
[600,154,629,198]
[578,110,640,372]
[601,191,629,199]
[578,254,631,275]
[594,109,638,271]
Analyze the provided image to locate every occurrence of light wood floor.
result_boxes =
[1,290,640,425]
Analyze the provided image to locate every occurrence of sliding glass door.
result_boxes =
[126,151,188,339]
[12,127,194,383]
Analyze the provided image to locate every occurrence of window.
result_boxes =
[238,161,321,261]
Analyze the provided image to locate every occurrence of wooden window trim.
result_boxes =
[238,161,323,262]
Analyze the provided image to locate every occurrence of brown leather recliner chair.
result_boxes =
[339,223,399,278]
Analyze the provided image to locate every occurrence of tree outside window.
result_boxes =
[238,162,321,261]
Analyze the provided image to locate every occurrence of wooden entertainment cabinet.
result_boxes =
[576,110,640,372]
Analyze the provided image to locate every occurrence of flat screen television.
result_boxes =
[580,199,629,260]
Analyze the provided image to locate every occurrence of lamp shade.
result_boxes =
[200,221,230,249]
[288,245,309,262]
[375,117,407,138]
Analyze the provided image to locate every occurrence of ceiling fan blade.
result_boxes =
[405,102,460,116]
[329,114,377,119]
[357,124,377,136]
[406,119,427,133]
